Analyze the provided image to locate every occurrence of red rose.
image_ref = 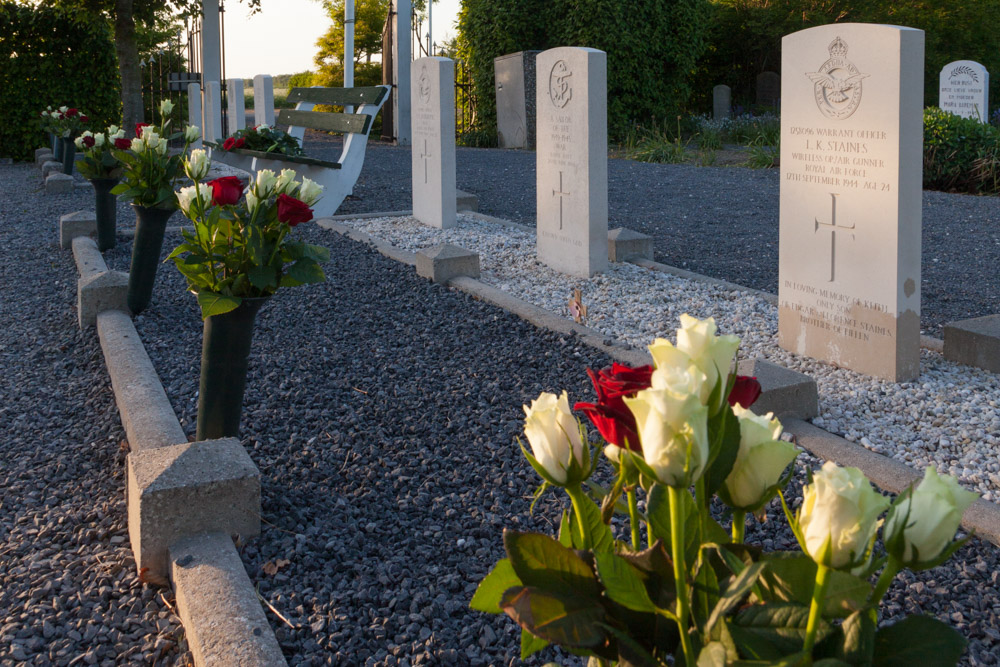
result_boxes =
[66,108,78,117]
[276,194,313,226]
[80,115,89,123]
[82,135,95,148]
[574,363,654,452]
[727,375,762,409]
[114,137,131,150]
[222,136,236,150]
[233,137,245,149]
[135,122,150,138]
[207,176,243,207]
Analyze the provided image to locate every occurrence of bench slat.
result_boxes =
[230,148,342,170]
[278,109,372,135]
[287,86,389,107]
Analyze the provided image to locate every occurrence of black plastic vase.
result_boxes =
[54,136,65,162]
[50,134,58,154]
[196,297,270,441]
[90,178,119,251]
[61,141,75,175]
[126,205,174,315]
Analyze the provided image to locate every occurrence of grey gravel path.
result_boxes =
[0,164,187,665]
[99,213,998,665]
[305,135,1000,337]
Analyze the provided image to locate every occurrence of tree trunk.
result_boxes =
[114,0,144,130]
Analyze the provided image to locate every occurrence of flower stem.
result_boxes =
[668,485,694,664]
[802,562,832,663]
[626,487,641,550]
[732,509,746,544]
[566,484,592,550]
[870,556,901,605]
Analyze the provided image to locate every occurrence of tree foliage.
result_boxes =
[0,2,121,160]
[312,0,388,87]
[457,0,711,139]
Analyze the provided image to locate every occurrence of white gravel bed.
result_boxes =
[336,213,1000,502]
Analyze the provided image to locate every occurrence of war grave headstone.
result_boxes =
[757,71,781,108]
[536,47,608,278]
[411,57,457,229]
[713,84,732,120]
[778,24,924,382]
[494,51,540,149]
[939,60,989,121]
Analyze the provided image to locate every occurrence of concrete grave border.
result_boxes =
[318,211,1000,547]
[61,219,287,666]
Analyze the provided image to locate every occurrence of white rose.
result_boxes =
[298,177,324,206]
[624,385,708,487]
[522,391,585,486]
[884,467,978,565]
[107,125,120,137]
[176,183,212,215]
[185,149,210,181]
[93,133,106,148]
[59,105,68,113]
[799,462,889,569]
[275,169,298,195]
[129,137,145,153]
[184,125,201,143]
[155,138,169,155]
[160,99,174,116]
[255,169,277,197]
[650,363,708,400]
[722,406,799,509]
[74,136,85,150]
[246,190,260,214]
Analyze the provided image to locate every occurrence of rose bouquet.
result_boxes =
[473,315,977,666]
[169,158,329,440]
[74,127,126,180]
[49,106,90,139]
[211,124,303,157]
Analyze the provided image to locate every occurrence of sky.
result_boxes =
[222,0,462,79]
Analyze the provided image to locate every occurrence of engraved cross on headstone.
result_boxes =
[419,139,433,184]
[553,171,571,230]
[814,193,855,282]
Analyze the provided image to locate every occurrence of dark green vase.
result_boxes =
[91,178,119,251]
[61,141,75,175]
[196,297,270,441]
[54,136,65,162]
[126,205,175,315]
[50,133,58,154]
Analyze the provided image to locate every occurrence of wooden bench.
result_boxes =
[211,85,390,217]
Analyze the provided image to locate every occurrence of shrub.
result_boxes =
[923,107,1000,193]
[0,3,120,161]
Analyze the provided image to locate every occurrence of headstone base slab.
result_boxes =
[457,189,479,212]
[78,270,129,329]
[60,211,97,249]
[45,172,74,194]
[608,227,654,262]
[738,358,819,420]
[943,315,1000,373]
[416,243,480,284]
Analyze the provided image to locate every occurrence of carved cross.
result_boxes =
[814,193,855,282]
[419,139,433,184]
[553,171,570,230]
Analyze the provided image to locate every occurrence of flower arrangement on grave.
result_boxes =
[110,99,201,314]
[211,124,304,157]
[74,127,127,251]
[41,106,90,174]
[472,315,977,666]
[169,156,329,440]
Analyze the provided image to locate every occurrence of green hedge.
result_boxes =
[457,0,710,140]
[0,3,120,161]
[923,107,1000,194]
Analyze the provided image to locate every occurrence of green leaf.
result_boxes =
[500,586,607,648]
[557,510,573,548]
[197,291,241,318]
[729,603,829,660]
[831,609,875,664]
[520,628,549,660]
[593,552,656,612]
[697,642,728,667]
[872,616,966,667]
[598,622,662,667]
[286,258,326,285]
[755,554,869,619]
[248,266,277,290]
[647,483,700,567]
[470,559,521,614]
[703,400,742,498]
[503,530,600,599]
[706,562,766,634]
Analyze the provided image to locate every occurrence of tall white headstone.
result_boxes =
[186,82,203,150]
[535,47,608,278]
[203,81,223,143]
[939,60,989,121]
[226,78,246,133]
[778,24,924,382]
[253,74,275,127]
[411,57,456,229]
